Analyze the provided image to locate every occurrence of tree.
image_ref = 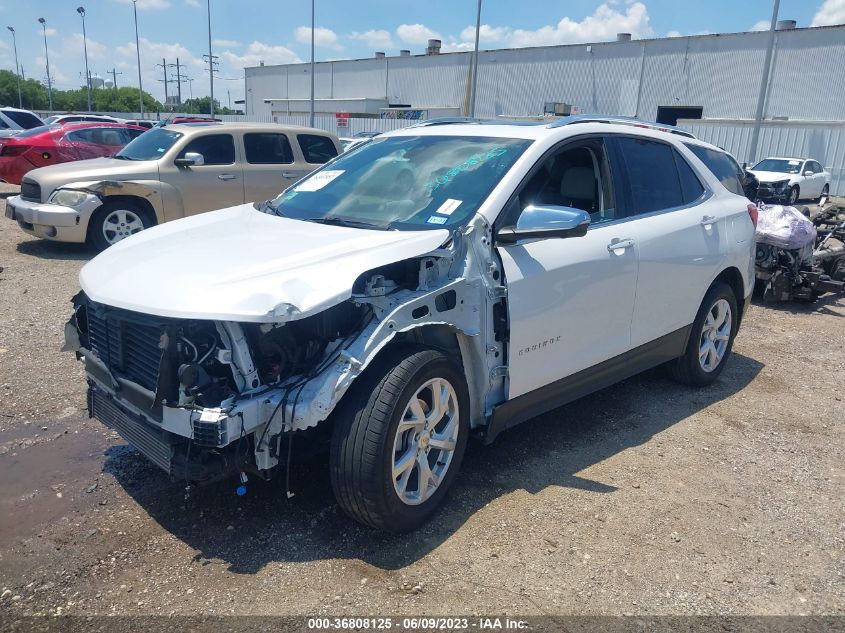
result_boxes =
[181,96,234,115]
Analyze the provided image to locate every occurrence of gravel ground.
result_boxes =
[0,181,843,618]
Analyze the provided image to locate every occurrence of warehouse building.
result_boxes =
[245,22,845,124]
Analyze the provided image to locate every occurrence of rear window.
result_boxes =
[1,109,43,129]
[244,132,293,164]
[297,134,338,164]
[686,144,745,196]
[615,137,686,214]
[14,124,59,139]
[674,151,705,204]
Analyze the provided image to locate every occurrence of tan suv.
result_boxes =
[5,122,340,250]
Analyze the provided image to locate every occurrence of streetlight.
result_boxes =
[37,17,53,110]
[77,7,92,112]
[132,0,144,115]
[6,27,22,108]
[309,0,315,127]
[469,0,482,117]
[748,0,780,164]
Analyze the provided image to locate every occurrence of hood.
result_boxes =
[25,157,158,197]
[748,170,795,184]
[80,204,450,323]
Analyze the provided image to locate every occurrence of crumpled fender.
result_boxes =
[61,179,183,224]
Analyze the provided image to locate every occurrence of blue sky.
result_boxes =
[0,0,842,107]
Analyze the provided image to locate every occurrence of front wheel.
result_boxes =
[88,201,154,251]
[330,346,469,532]
[668,282,738,387]
[819,184,829,202]
[787,185,800,206]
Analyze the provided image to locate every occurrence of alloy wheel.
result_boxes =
[102,208,145,245]
[698,298,732,372]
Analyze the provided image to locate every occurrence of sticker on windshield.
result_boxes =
[435,199,462,216]
[426,215,448,225]
[295,170,344,192]
[788,160,801,166]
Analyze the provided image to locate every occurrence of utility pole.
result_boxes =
[109,68,123,89]
[206,0,214,117]
[37,17,53,110]
[132,0,144,115]
[77,7,92,112]
[469,0,482,117]
[6,27,22,108]
[166,58,183,106]
[309,0,315,127]
[157,58,169,108]
[748,0,780,165]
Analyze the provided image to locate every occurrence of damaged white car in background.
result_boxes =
[65,117,756,532]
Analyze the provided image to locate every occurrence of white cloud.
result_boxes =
[212,38,241,48]
[220,41,301,69]
[459,24,512,44]
[396,24,441,45]
[184,0,201,6]
[811,0,845,26]
[111,0,172,9]
[294,26,343,50]
[507,2,653,47]
[63,33,108,61]
[751,20,772,31]
[665,30,683,38]
[348,29,394,51]
[35,27,57,37]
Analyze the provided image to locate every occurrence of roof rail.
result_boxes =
[408,116,545,128]
[548,114,696,139]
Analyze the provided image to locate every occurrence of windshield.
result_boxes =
[115,128,183,161]
[752,158,803,174]
[270,135,532,230]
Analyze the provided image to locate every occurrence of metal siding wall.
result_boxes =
[637,39,691,120]
[386,54,470,109]
[681,120,845,195]
[330,58,387,99]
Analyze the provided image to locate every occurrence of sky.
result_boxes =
[0,0,843,109]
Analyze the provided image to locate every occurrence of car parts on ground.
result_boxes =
[754,201,845,301]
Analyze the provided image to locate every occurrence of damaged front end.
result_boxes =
[64,221,501,484]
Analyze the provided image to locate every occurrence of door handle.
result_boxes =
[700,215,718,227]
[607,238,635,252]
[281,171,302,178]
[218,174,237,181]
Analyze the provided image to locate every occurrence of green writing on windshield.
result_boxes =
[426,147,509,192]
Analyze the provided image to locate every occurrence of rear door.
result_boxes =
[497,136,639,398]
[241,131,300,202]
[65,128,105,159]
[612,136,725,347]
[295,133,340,173]
[159,132,244,216]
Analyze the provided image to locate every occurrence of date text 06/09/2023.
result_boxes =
[307,617,530,630]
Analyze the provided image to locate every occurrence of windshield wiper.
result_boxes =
[303,216,391,230]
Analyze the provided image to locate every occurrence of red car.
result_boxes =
[0,122,147,185]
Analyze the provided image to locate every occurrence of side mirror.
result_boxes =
[175,152,204,167]
[803,170,813,177]
[497,205,591,244]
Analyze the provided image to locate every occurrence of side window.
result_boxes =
[1,109,42,129]
[178,134,235,165]
[93,128,125,146]
[244,133,293,164]
[517,141,617,224]
[66,129,98,144]
[297,134,338,164]
[673,150,705,204]
[616,137,684,214]
[126,128,146,140]
[684,143,745,196]
[811,161,823,174]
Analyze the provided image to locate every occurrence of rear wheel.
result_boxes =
[88,200,154,251]
[330,346,469,532]
[668,282,738,387]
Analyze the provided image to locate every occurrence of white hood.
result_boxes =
[80,204,450,322]
[749,170,795,184]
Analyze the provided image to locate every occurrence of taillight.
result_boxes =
[747,203,759,228]
[0,145,29,157]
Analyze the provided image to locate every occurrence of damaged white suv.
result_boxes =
[65,116,756,532]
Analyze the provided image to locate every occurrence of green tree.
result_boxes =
[181,96,234,115]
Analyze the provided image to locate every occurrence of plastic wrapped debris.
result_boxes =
[755,204,817,257]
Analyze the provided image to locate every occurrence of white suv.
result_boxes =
[65,116,756,532]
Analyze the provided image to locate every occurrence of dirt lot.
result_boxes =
[0,182,843,618]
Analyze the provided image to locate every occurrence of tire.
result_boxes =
[668,282,738,387]
[330,345,469,532]
[787,185,800,206]
[88,200,154,252]
[819,184,829,202]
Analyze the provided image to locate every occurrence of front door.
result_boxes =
[497,138,639,398]
[161,133,244,217]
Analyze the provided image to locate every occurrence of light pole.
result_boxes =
[469,0,482,117]
[748,0,780,165]
[207,0,214,117]
[6,27,22,108]
[309,0,315,127]
[77,7,92,112]
[132,0,144,115]
[37,17,53,110]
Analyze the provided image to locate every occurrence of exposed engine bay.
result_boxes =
[65,218,504,485]
[754,202,845,302]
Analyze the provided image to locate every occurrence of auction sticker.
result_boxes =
[295,170,344,192]
[434,198,462,216]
